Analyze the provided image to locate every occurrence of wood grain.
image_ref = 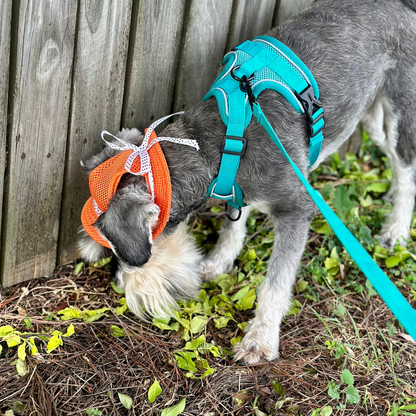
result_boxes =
[226,0,276,51]
[173,0,233,112]
[58,0,132,263]
[0,0,12,271]
[122,0,186,131]
[1,0,77,286]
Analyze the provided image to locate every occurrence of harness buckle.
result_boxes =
[295,85,322,122]
[222,136,247,156]
[295,85,324,139]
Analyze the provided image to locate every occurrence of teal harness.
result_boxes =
[204,36,416,340]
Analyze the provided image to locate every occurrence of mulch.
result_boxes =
[1,236,416,415]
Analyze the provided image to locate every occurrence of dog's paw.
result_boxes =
[200,258,233,282]
[233,325,279,365]
[378,223,409,250]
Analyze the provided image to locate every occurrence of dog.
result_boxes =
[79,0,416,364]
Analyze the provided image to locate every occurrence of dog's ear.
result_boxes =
[94,188,160,267]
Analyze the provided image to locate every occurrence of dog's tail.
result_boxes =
[400,0,416,13]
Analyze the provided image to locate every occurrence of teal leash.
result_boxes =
[252,102,416,340]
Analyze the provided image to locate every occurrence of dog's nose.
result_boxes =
[119,248,152,268]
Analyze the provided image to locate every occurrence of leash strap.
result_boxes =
[204,36,325,209]
[252,101,416,340]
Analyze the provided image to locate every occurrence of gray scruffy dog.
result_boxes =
[79,0,416,364]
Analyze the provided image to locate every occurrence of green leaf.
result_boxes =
[385,256,401,268]
[118,392,133,409]
[115,298,128,315]
[16,358,29,376]
[0,325,14,336]
[316,222,332,235]
[213,316,231,329]
[346,385,360,404]
[324,257,339,270]
[297,279,308,292]
[109,281,124,294]
[374,245,388,258]
[24,317,31,329]
[190,316,207,334]
[110,325,126,337]
[238,289,256,310]
[174,352,197,373]
[247,249,256,261]
[230,337,242,346]
[11,401,26,412]
[231,285,250,302]
[272,380,285,395]
[148,378,162,403]
[161,398,186,416]
[174,312,190,330]
[185,335,206,350]
[63,324,75,337]
[237,322,248,331]
[57,307,81,321]
[340,369,354,386]
[320,406,333,416]
[73,262,84,275]
[28,338,38,355]
[210,206,223,213]
[7,334,21,347]
[328,381,340,400]
[333,185,355,214]
[365,182,390,193]
[17,343,26,361]
[47,331,63,353]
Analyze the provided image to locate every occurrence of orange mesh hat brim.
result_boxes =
[81,130,171,249]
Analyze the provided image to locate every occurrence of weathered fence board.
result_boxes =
[0,0,12,257]
[58,0,133,264]
[226,0,276,51]
[1,0,77,286]
[173,0,233,112]
[122,0,186,131]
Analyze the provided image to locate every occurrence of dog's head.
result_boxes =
[77,128,202,319]
[78,128,159,268]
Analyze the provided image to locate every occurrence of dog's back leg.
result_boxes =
[362,96,416,249]
[201,206,251,281]
[234,210,311,364]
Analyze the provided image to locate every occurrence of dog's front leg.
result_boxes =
[201,206,251,281]
[234,213,310,364]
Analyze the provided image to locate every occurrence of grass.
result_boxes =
[0,133,416,415]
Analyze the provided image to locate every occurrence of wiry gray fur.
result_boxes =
[79,0,416,363]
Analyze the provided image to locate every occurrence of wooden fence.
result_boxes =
[0,0,317,288]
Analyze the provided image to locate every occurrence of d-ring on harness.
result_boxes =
[204,36,416,340]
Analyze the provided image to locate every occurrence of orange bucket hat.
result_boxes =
[81,112,199,249]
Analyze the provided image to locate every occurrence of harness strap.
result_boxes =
[252,101,416,340]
